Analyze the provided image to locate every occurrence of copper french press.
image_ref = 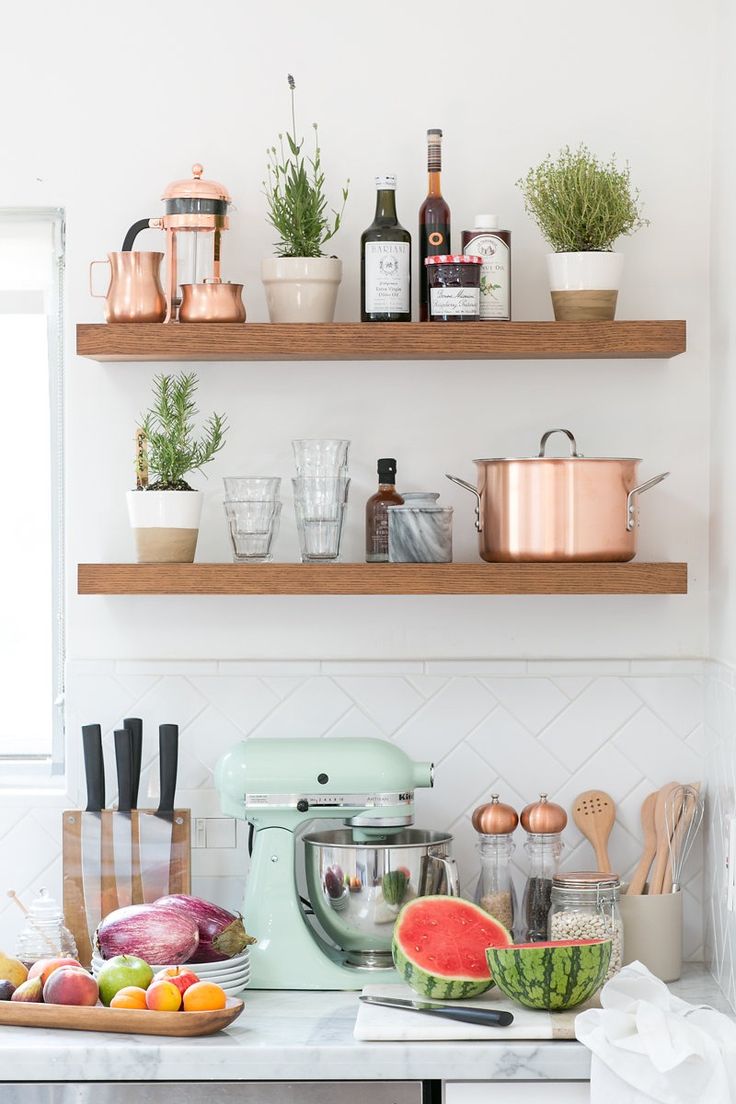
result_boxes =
[122,163,242,322]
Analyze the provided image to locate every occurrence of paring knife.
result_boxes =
[123,717,145,902]
[359,995,514,1028]
[113,728,135,908]
[141,723,179,901]
[81,724,105,938]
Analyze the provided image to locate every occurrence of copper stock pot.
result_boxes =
[446,428,669,563]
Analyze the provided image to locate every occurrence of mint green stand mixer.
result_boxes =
[216,737,456,990]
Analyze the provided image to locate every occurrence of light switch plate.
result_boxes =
[205,818,237,849]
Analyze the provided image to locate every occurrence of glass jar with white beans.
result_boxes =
[549,871,623,981]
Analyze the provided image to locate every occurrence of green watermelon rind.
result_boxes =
[486,939,612,1011]
[391,895,513,1001]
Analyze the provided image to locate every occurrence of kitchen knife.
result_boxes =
[359,995,514,1027]
[140,723,179,901]
[113,727,134,908]
[81,724,105,937]
[123,717,145,902]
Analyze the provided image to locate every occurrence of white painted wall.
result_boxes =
[0,0,714,659]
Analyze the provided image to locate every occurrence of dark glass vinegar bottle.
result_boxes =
[361,175,412,322]
[366,458,404,562]
[419,129,451,322]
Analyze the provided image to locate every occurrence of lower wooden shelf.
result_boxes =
[77,562,688,596]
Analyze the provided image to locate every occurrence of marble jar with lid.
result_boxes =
[388,493,453,562]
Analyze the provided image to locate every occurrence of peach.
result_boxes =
[145,980,182,1012]
[29,958,82,986]
[43,966,98,1007]
[153,967,199,997]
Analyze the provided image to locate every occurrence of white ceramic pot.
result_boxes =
[261,256,342,323]
[126,489,203,563]
[546,251,624,321]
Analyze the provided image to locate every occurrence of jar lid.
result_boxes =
[553,871,620,890]
[474,214,500,229]
[424,254,483,266]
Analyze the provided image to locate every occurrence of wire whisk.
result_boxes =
[663,783,704,892]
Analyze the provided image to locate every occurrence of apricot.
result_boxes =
[29,958,81,986]
[145,980,182,1012]
[110,986,148,1010]
[43,966,98,1007]
[183,981,227,1012]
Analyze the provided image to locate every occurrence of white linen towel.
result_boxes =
[575,961,736,1104]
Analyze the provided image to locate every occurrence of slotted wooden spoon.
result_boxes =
[572,790,616,872]
[649,781,681,894]
[627,790,659,895]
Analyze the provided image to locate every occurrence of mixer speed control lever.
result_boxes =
[296,798,309,812]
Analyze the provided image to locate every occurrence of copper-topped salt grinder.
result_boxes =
[472,795,519,934]
[122,164,232,321]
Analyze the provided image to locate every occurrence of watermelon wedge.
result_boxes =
[392,895,513,1000]
[486,938,611,1010]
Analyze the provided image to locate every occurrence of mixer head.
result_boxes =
[216,736,433,832]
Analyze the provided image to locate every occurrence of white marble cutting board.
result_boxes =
[354,982,597,1041]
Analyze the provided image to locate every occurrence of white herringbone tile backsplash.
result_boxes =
[705,660,736,1006]
[0,659,707,964]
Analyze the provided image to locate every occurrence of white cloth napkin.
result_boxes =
[575,961,736,1104]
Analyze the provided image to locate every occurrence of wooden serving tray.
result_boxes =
[0,997,244,1037]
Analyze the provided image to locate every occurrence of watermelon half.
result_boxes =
[486,938,612,1011]
[392,895,513,1000]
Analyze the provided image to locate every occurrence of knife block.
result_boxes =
[62,809,191,967]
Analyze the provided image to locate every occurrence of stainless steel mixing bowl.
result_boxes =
[303,828,458,967]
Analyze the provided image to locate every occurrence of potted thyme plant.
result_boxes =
[261,74,349,322]
[127,372,227,563]
[518,144,648,321]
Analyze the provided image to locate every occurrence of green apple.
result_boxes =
[97,955,153,1006]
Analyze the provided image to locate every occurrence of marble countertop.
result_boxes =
[0,965,729,1084]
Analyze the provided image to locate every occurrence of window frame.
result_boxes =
[0,208,65,787]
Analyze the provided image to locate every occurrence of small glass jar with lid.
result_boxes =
[14,887,78,967]
[471,795,518,934]
[549,872,623,981]
[519,794,567,942]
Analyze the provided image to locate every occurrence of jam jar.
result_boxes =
[424,254,482,321]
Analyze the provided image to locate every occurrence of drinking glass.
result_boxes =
[225,500,282,563]
[292,476,350,562]
[292,439,350,476]
[223,477,281,501]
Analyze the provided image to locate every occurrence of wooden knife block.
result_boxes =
[62,809,191,967]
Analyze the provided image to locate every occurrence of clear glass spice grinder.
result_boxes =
[471,794,519,936]
[519,794,567,942]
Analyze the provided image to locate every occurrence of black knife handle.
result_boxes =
[158,724,179,814]
[82,724,104,812]
[123,717,143,809]
[114,728,133,813]
[425,1007,514,1028]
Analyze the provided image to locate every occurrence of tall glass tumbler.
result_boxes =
[223,477,281,501]
[292,476,350,562]
[292,439,350,476]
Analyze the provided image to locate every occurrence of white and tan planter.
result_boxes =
[126,490,203,563]
[261,256,342,323]
[546,251,624,321]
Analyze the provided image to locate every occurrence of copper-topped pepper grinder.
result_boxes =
[519,793,567,942]
[471,795,519,935]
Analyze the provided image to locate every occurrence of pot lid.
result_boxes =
[162,164,231,203]
[474,427,641,464]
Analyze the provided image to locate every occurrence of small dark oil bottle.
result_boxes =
[366,458,404,562]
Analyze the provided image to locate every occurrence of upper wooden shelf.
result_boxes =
[78,562,687,596]
[76,321,686,362]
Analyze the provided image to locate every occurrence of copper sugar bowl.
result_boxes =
[179,279,246,323]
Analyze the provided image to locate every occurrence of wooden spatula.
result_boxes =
[627,790,658,895]
[649,781,681,894]
[572,790,616,872]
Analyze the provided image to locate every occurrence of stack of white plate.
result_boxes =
[91,949,250,996]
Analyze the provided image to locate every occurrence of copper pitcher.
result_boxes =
[89,251,166,323]
[179,279,246,323]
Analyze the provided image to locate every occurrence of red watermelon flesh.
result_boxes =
[396,895,512,980]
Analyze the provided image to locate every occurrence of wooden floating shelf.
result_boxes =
[76,321,686,362]
[78,562,688,596]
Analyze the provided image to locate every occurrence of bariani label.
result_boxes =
[365,241,410,313]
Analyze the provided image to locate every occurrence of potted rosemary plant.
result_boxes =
[261,74,349,322]
[127,372,227,563]
[518,144,648,321]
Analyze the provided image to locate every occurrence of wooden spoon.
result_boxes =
[572,790,616,872]
[649,781,681,894]
[627,790,658,895]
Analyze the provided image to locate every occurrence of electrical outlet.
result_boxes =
[726,815,736,912]
[192,817,237,849]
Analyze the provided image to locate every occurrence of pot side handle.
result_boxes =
[446,474,482,533]
[626,471,669,531]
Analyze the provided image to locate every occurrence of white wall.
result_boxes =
[0,0,713,661]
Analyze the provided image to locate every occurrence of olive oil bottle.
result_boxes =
[361,176,412,321]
